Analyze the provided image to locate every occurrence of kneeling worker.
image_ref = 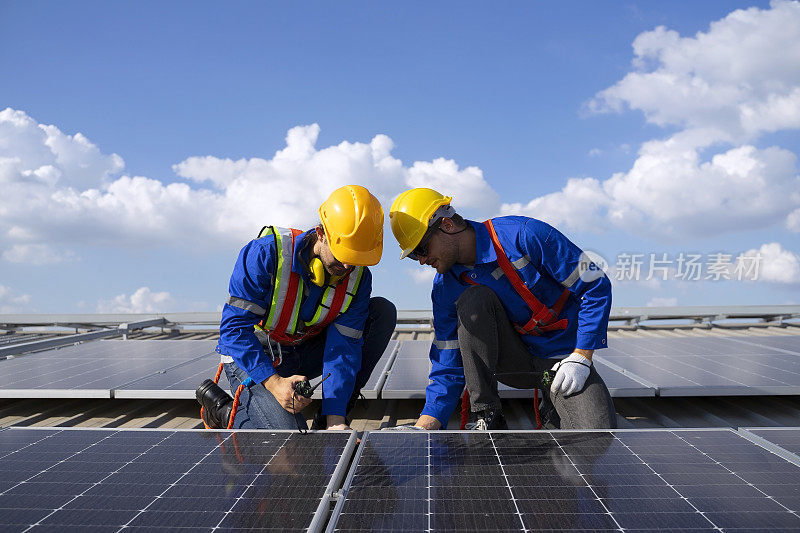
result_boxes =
[212,185,396,430]
[389,188,615,430]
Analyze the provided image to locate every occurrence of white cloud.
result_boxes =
[0,109,500,256]
[589,0,800,143]
[407,266,436,285]
[588,148,603,157]
[738,242,800,284]
[0,284,32,314]
[646,297,678,307]
[505,1,800,239]
[501,177,609,233]
[2,244,77,265]
[787,208,800,232]
[97,287,175,313]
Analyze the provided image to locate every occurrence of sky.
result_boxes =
[1,0,799,314]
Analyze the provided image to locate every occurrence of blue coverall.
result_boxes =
[216,229,373,417]
[422,216,612,426]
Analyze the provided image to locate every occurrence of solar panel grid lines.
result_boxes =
[486,432,526,531]
[117,431,245,531]
[0,428,354,532]
[25,431,177,532]
[328,429,800,532]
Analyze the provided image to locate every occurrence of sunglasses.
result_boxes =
[408,220,442,261]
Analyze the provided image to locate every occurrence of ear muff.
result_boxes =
[309,258,327,287]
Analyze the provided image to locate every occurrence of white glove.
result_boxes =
[550,353,592,396]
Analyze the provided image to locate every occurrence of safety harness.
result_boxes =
[254,226,364,349]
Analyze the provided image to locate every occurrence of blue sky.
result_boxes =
[1,0,799,313]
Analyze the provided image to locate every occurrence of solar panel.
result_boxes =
[0,427,355,532]
[0,340,216,398]
[114,353,232,399]
[606,336,793,357]
[594,335,800,396]
[382,342,654,399]
[740,427,800,464]
[328,429,800,532]
[116,340,400,400]
[727,335,800,356]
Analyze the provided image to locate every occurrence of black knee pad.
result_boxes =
[369,296,397,327]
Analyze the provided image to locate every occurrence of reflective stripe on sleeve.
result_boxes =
[227,295,266,316]
[334,323,363,339]
[433,339,460,350]
[512,256,530,269]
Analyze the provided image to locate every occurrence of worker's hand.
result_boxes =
[263,374,312,414]
[550,353,592,396]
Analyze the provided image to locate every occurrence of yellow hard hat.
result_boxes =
[319,185,384,266]
[389,188,452,259]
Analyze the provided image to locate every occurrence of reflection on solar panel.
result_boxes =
[0,427,354,532]
[0,340,216,398]
[381,342,654,398]
[596,336,800,396]
[329,430,800,532]
[742,427,800,461]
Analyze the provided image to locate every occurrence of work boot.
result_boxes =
[466,409,508,430]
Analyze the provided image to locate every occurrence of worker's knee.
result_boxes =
[456,285,500,323]
[369,296,397,328]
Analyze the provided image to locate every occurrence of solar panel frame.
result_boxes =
[0,427,357,533]
[359,340,400,400]
[327,428,800,532]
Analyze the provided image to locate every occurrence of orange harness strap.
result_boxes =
[483,220,569,336]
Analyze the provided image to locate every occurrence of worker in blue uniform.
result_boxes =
[215,185,396,430]
[389,188,615,430]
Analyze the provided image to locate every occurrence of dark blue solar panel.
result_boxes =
[330,430,800,531]
[0,428,351,531]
